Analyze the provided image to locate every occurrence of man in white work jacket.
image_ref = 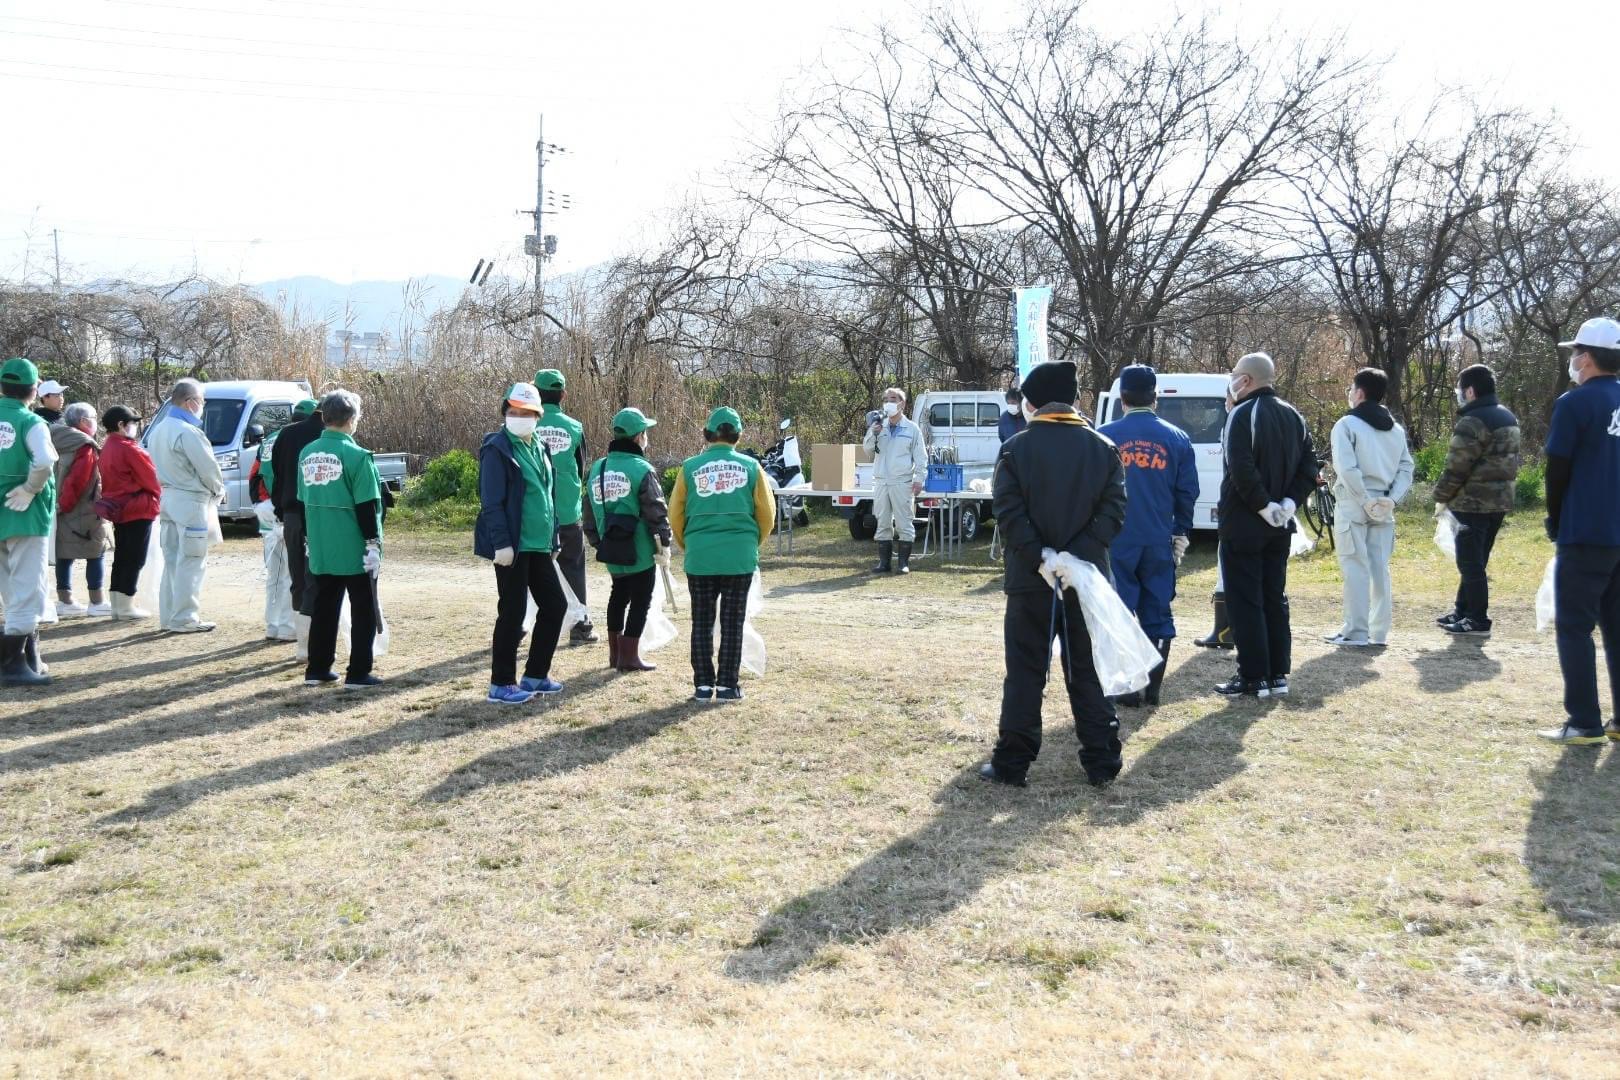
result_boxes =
[861,386,928,574]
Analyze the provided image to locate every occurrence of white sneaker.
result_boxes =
[58,602,88,618]
[86,602,112,617]
[1323,633,1369,647]
[166,621,217,634]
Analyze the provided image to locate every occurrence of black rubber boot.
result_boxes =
[24,632,49,677]
[1194,592,1234,649]
[1143,638,1172,706]
[872,541,893,573]
[1,634,50,687]
[896,542,913,574]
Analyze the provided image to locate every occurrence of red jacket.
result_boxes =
[58,445,98,511]
[98,432,161,523]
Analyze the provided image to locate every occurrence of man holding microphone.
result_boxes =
[862,387,928,575]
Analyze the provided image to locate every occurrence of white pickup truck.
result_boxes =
[144,380,408,522]
[834,389,1007,543]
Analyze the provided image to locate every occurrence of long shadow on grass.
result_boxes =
[728,644,1383,981]
[1524,745,1620,925]
[4,649,484,778]
[99,663,617,823]
[1,641,291,738]
[766,572,876,598]
[419,695,707,802]
[1411,638,1502,694]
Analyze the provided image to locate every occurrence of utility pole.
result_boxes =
[52,228,61,288]
[519,115,570,360]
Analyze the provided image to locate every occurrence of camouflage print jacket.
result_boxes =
[1432,395,1522,514]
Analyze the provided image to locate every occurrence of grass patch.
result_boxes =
[54,964,123,994]
[1010,941,1107,991]
[21,843,89,872]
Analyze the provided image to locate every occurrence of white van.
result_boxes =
[1095,373,1228,531]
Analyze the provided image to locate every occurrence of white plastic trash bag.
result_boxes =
[1065,556,1162,697]
[1434,508,1459,558]
[1537,557,1557,633]
[716,569,768,677]
[522,560,588,644]
[640,569,679,653]
[136,517,164,614]
[1289,514,1315,557]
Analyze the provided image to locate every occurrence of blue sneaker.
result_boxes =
[519,676,564,695]
[487,683,534,705]
[715,686,744,703]
[693,685,714,702]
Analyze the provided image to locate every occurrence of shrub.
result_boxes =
[1412,441,1448,483]
[406,449,479,507]
[1516,461,1545,507]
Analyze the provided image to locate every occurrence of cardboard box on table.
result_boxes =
[811,444,858,491]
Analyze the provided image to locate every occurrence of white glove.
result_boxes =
[1038,546,1061,590]
[363,541,381,575]
[1280,498,1296,518]
[655,542,671,570]
[253,499,277,527]
[1172,535,1190,565]
[1434,501,1448,519]
[493,546,515,567]
[5,485,34,513]
[1051,551,1086,592]
[1363,498,1395,524]
[1260,502,1290,528]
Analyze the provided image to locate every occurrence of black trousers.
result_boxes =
[283,510,317,617]
[688,573,750,689]
[307,572,378,679]
[109,519,152,595]
[492,551,566,686]
[1555,544,1620,730]
[1453,511,1505,625]
[992,588,1122,783]
[1221,532,1292,682]
[556,522,592,623]
[606,566,656,638]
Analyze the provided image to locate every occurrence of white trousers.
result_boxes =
[263,530,295,637]
[1335,519,1395,643]
[872,481,916,542]
[159,515,209,629]
[1,534,48,635]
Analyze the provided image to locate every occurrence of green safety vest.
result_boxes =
[509,429,555,553]
[535,403,584,527]
[680,445,763,576]
[297,429,382,576]
[0,399,54,540]
[587,450,655,576]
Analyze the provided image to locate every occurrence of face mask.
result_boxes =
[1022,401,1037,423]
[1005,403,1019,414]
[123,423,140,439]
[505,415,537,438]
[1569,356,1584,384]
[1228,376,1246,398]
[1347,391,1356,410]
[881,401,899,417]
[1455,387,1467,408]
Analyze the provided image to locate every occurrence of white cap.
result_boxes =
[505,381,543,411]
[1559,317,1620,352]
[38,379,66,396]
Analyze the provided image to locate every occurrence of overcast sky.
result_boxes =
[2,0,1615,287]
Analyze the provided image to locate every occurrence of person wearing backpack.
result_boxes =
[50,402,112,618]
[583,407,672,674]
[476,382,567,705]
[668,407,776,702]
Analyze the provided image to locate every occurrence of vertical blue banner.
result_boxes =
[1014,285,1053,380]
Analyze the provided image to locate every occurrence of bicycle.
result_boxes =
[1300,467,1336,550]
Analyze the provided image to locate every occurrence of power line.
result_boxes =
[256,0,538,26]
[0,66,533,109]
[0,12,544,63]
[0,26,544,75]
[0,56,529,100]
[102,0,538,34]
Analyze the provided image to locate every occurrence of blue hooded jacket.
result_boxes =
[474,429,556,560]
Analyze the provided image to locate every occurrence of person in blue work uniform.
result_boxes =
[998,387,1027,443]
[1099,364,1199,708]
[1538,317,1620,745]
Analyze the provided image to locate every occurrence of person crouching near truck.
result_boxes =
[862,386,928,574]
[476,382,567,705]
[584,407,673,674]
[669,407,776,703]
[1099,364,1199,709]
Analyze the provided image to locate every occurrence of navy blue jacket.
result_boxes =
[474,430,555,560]
[998,409,1027,443]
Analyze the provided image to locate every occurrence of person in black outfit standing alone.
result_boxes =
[979,360,1127,789]
[1215,351,1319,699]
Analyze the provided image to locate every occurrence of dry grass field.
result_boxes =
[3,508,1618,1077]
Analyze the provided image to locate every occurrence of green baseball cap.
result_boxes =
[293,397,320,418]
[705,406,743,434]
[0,357,40,386]
[533,369,566,391]
[611,407,657,437]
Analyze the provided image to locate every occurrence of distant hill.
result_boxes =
[252,275,472,336]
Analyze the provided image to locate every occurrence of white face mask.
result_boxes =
[123,423,140,438]
[1569,356,1584,385]
[1229,375,1246,399]
[1347,391,1357,410]
[1022,401,1037,423]
[505,415,537,438]
[1005,402,1019,414]
[1455,387,1468,408]
[881,401,899,417]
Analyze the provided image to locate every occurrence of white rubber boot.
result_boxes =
[294,613,311,661]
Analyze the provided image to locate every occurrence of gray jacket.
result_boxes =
[1330,408,1415,525]
[862,415,929,485]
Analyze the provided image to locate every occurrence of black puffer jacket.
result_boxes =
[1218,387,1319,543]
[993,409,1127,594]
